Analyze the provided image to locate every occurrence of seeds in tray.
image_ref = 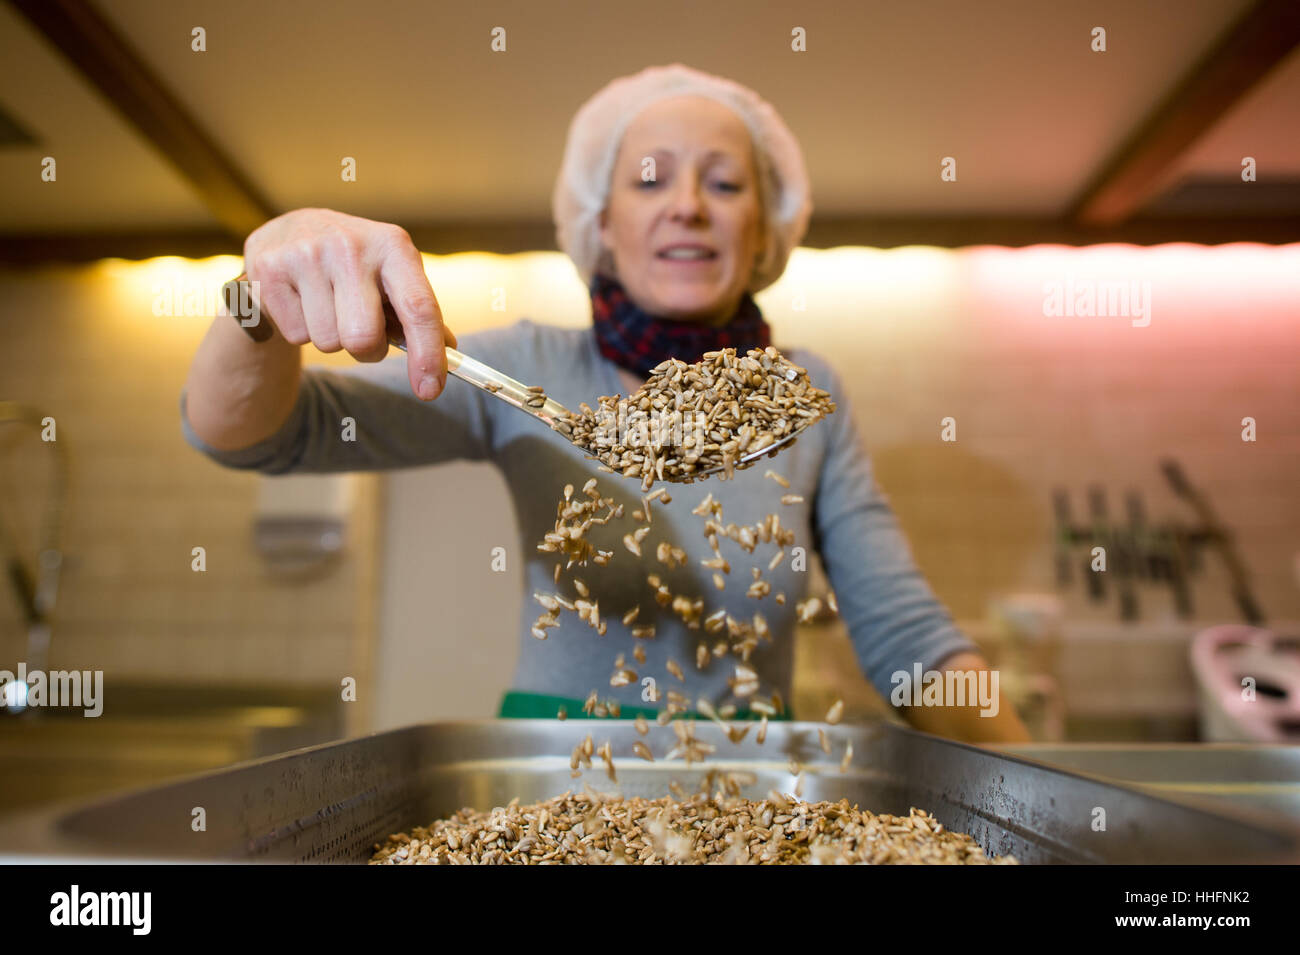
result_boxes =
[556,346,836,491]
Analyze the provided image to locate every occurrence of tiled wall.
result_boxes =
[0,260,380,733]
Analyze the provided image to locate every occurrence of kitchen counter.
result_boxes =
[992,742,1300,822]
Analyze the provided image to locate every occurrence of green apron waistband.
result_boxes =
[497,690,790,722]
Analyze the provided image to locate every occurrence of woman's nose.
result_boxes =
[666,174,707,222]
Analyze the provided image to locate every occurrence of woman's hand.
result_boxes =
[244,208,457,400]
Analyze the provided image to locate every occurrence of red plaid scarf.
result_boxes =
[590,273,770,377]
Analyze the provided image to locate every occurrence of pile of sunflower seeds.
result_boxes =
[553,346,836,491]
[370,792,1017,865]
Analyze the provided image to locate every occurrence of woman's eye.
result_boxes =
[712,181,742,193]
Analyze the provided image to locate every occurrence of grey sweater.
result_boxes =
[180,319,977,708]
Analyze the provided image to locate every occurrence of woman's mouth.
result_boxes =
[656,244,718,262]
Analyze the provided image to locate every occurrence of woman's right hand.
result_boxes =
[243,208,458,400]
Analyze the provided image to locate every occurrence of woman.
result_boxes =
[183,64,1029,743]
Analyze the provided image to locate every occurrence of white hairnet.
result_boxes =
[552,63,812,295]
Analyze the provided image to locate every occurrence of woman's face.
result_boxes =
[599,95,766,326]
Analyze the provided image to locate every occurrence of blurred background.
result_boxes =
[0,0,1297,815]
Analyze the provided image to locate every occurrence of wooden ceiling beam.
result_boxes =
[1068,0,1300,227]
[9,0,277,239]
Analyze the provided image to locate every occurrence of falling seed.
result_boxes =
[764,470,790,488]
[825,699,844,725]
[840,741,854,773]
[780,494,803,505]
[818,728,831,754]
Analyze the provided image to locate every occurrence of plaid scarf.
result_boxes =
[590,273,770,377]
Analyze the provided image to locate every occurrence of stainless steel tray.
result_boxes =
[2,719,1297,863]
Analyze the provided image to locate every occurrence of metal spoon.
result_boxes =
[223,274,805,481]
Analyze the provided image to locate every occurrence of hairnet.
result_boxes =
[552,63,812,295]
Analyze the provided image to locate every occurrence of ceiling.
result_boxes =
[0,0,1297,260]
